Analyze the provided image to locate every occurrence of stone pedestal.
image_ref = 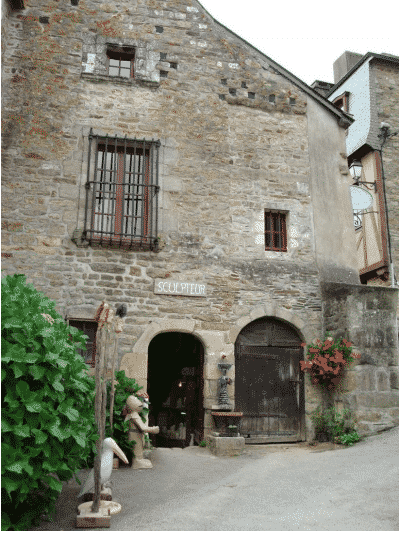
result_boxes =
[208,436,245,457]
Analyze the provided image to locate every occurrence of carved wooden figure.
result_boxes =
[124,395,159,469]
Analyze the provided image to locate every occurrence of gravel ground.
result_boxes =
[30,427,399,531]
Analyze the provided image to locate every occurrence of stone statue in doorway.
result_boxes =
[124,395,159,469]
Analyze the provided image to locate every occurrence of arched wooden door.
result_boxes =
[235,317,305,443]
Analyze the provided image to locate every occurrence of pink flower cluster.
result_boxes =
[300,336,361,388]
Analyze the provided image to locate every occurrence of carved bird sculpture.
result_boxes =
[78,438,129,498]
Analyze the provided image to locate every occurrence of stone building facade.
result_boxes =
[2,0,398,444]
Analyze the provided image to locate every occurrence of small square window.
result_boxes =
[248,92,255,99]
[155,26,164,33]
[219,94,225,100]
[107,47,135,78]
[160,52,167,60]
[289,98,296,106]
[265,211,287,252]
[229,88,236,96]
[241,81,248,88]
[160,70,168,78]
[269,94,275,103]
[221,79,227,85]
[68,320,98,367]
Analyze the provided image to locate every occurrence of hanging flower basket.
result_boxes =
[299,333,361,390]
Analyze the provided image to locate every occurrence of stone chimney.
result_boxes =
[333,51,363,84]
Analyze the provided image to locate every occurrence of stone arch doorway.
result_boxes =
[235,317,305,443]
[147,332,204,448]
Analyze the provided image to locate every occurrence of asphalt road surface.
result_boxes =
[32,426,398,531]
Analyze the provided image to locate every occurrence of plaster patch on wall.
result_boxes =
[82,53,95,73]
[296,182,309,194]
[187,6,199,12]
[199,24,207,29]
[217,62,223,67]
[229,63,239,69]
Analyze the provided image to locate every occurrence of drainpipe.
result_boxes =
[378,123,398,288]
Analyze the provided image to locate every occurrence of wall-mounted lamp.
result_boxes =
[349,160,377,192]
[378,122,398,147]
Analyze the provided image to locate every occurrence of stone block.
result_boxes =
[208,436,245,457]
[195,330,227,353]
[341,370,357,393]
[91,263,126,274]
[377,370,390,392]
[249,305,265,320]
[356,366,376,391]
[390,371,399,390]
[119,351,148,381]
[356,392,399,409]
[355,410,382,423]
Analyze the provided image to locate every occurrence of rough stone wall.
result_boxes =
[1,0,358,440]
[321,282,399,436]
[371,59,399,283]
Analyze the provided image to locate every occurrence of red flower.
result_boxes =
[308,347,319,354]
[341,339,352,348]
[300,342,306,348]
[300,361,313,371]
[332,350,345,364]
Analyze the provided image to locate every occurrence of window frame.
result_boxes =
[83,130,160,250]
[106,46,135,79]
[332,91,350,113]
[265,211,288,252]
[68,319,98,368]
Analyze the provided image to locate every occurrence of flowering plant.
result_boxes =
[300,333,361,390]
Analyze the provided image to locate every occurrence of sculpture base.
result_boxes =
[211,404,233,411]
[76,501,121,528]
[132,458,153,469]
[208,436,245,457]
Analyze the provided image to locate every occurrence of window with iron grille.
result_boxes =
[107,46,135,78]
[68,320,98,367]
[84,130,160,250]
[265,211,287,252]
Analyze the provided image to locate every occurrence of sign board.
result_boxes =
[154,279,207,297]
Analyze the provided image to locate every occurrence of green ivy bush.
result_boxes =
[1,274,99,531]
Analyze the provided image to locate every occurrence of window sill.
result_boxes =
[81,72,160,88]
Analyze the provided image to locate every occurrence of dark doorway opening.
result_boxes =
[147,332,204,448]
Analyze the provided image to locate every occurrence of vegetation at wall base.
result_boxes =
[311,405,360,444]
[1,274,99,531]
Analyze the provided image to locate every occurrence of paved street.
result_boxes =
[33,427,398,531]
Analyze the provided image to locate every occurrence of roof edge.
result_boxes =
[326,52,399,97]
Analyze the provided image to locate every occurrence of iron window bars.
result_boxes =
[107,46,135,78]
[84,130,160,250]
[265,211,287,252]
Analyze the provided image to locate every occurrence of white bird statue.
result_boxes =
[78,437,129,498]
